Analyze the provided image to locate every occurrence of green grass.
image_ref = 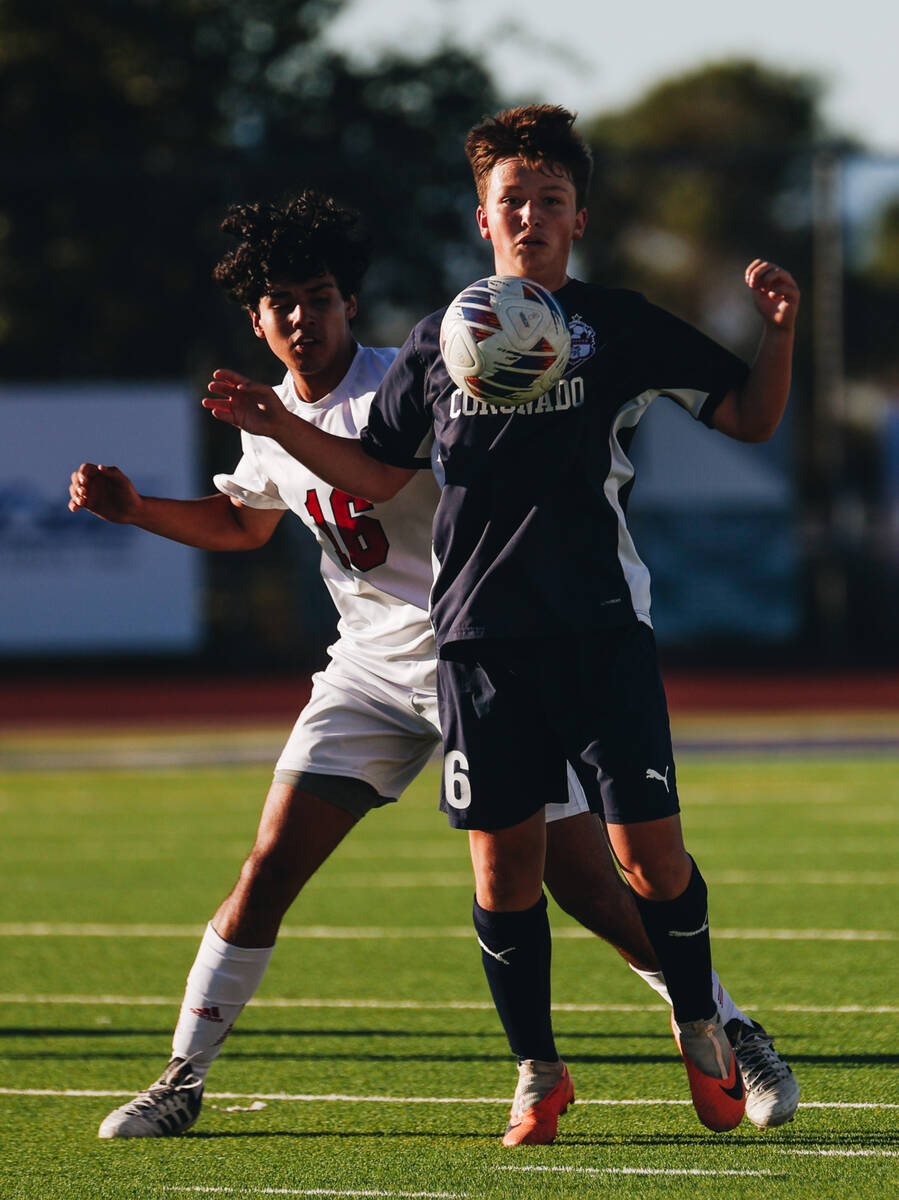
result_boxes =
[1,749,898,1200]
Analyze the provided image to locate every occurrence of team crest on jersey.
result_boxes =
[567,314,598,368]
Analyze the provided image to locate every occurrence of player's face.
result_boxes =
[251,273,358,400]
[476,158,587,292]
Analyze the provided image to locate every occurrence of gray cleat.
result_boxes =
[98,1057,204,1139]
[726,1018,800,1129]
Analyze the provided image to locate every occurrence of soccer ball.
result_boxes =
[439,275,570,406]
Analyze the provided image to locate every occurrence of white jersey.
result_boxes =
[214,345,439,691]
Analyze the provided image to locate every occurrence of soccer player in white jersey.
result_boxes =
[71,190,797,1141]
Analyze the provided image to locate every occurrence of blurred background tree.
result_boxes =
[583,61,836,463]
[0,0,497,381]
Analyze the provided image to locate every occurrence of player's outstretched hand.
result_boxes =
[68,463,141,523]
[745,260,800,332]
[202,369,288,437]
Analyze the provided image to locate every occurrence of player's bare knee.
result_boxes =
[619,857,691,901]
[475,872,543,912]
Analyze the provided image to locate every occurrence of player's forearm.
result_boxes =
[129,494,269,551]
[717,325,794,443]
[270,412,412,502]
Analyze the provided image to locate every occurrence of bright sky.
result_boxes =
[323,0,899,155]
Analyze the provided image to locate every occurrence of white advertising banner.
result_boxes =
[1,383,202,654]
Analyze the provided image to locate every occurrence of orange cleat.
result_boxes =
[502,1060,575,1147]
[671,1010,746,1132]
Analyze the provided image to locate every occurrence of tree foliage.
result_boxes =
[868,199,899,283]
[582,60,834,358]
[845,194,899,379]
[0,0,497,378]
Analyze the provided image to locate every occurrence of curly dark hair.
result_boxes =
[465,105,593,209]
[213,191,371,309]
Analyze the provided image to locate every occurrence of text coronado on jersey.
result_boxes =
[448,374,585,417]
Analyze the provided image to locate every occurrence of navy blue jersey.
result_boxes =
[361,279,749,654]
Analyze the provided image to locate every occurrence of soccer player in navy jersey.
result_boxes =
[203,110,801,1144]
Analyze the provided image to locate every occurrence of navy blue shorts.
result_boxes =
[436,622,679,830]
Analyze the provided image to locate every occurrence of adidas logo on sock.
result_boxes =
[189,1005,224,1023]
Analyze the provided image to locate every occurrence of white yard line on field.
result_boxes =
[2,1088,897,1111]
[706,871,899,885]
[0,922,896,941]
[497,1165,782,1178]
[714,929,899,941]
[2,870,895,891]
[190,870,899,888]
[164,1189,467,1198]
[2,993,898,1014]
[778,1149,899,1157]
[0,1088,680,1103]
[313,875,474,888]
[0,993,663,1011]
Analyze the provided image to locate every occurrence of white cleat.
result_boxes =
[98,1057,204,1139]
[726,1018,800,1129]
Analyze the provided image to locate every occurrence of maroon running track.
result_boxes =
[1,671,898,729]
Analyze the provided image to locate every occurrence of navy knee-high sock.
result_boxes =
[472,893,557,1062]
[631,859,715,1025]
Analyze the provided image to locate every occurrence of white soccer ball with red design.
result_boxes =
[439,275,570,406]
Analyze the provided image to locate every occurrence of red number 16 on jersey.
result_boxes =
[304,487,390,572]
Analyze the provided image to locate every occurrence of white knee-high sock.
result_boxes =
[628,963,749,1026]
[171,923,274,1081]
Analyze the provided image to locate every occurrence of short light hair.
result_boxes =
[465,105,593,209]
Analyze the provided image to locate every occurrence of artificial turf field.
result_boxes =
[1,725,897,1200]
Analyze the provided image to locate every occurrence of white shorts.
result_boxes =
[275,656,442,810]
[274,654,592,824]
